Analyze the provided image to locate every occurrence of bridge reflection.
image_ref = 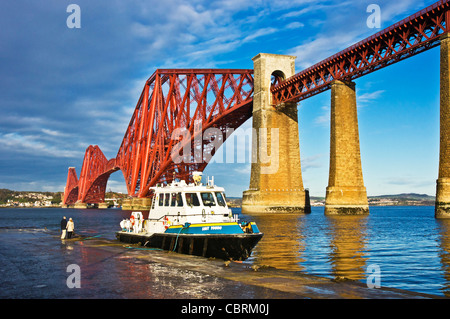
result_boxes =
[249,212,368,281]
[250,214,306,271]
[437,219,450,296]
[327,215,368,281]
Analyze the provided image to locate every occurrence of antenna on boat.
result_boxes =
[207,176,214,187]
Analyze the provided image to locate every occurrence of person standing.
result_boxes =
[66,218,75,239]
[60,216,67,239]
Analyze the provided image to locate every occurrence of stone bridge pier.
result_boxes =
[436,33,450,218]
[242,53,310,214]
[325,80,369,215]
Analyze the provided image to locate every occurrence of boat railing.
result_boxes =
[146,212,238,223]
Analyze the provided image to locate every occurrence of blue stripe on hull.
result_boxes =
[250,222,260,233]
[165,222,244,235]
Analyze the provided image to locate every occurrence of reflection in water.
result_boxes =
[436,219,450,297]
[3,207,450,296]
[250,214,306,271]
[326,215,368,281]
[247,213,369,282]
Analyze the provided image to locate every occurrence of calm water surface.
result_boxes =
[0,206,449,298]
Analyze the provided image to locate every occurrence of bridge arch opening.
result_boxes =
[271,70,285,89]
[105,169,128,198]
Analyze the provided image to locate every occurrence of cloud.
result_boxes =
[289,30,364,70]
[234,164,251,175]
[41,129,68,137]
[242,28,278,43]
[286,22,305,29]
[384,177,435,190]
[302,154,324,171]
[357,90,385,106]
[314,106,330,126]
[0,132,83,158]
[279,1,353,19]
[0,180,66,193]
[380,0,426,26]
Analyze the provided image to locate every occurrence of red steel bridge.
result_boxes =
[63,0,450,206]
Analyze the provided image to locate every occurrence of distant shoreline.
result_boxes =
[0,189,436,209]
[227,193,436,208]
[0,204,437,209]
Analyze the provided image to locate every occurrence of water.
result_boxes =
[0,206,449,298]
[249,206,450,297]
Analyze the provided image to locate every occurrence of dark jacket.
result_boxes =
[61,218,67,230]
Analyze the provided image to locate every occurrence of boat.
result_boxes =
[116,172,263,261]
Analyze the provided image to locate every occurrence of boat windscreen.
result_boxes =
[185,193,200,207]
[201,192,216,206]
[215,192,226,207]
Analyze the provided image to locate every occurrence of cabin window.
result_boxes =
[185,193,200,207]
[158,194,164,206]
[170,193,183,207]
[201,192,216,206]
[215,192,226,207]
[176,192,183,207]
[164,193,170,206]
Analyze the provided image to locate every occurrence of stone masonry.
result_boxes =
[242,53,310,214]
[436,33,450,218]
[325,80,369,215]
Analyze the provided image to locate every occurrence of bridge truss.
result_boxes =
[63,0,450,205]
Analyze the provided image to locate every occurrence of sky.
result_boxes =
[0,0,442,197]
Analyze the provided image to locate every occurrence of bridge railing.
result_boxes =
[272,0,450,104]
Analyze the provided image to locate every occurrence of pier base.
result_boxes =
[121,198,152,211]
[74,202,88,209]
[242,189,310,214]
[436,179,450,218]
[325,80,369,216]
[98,202,109,209]
[242,53,310,214]
[436,33,450,218]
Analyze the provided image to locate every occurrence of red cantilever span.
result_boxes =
[63,145,119,205]
[272,0,450,104]
[63,69,254,205]
[63,167,78,205]
[64,1,450,205]
[115,69,254,198]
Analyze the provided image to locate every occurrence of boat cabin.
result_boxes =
[139,174,237,234]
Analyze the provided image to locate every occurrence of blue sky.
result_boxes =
[0,0,441,197]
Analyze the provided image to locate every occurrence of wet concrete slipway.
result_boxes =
[25,234,440,300]
[2,227,447,318]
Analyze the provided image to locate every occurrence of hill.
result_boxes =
[310,193,435,206]
[0,189,436,208]
[0,189,62,207]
